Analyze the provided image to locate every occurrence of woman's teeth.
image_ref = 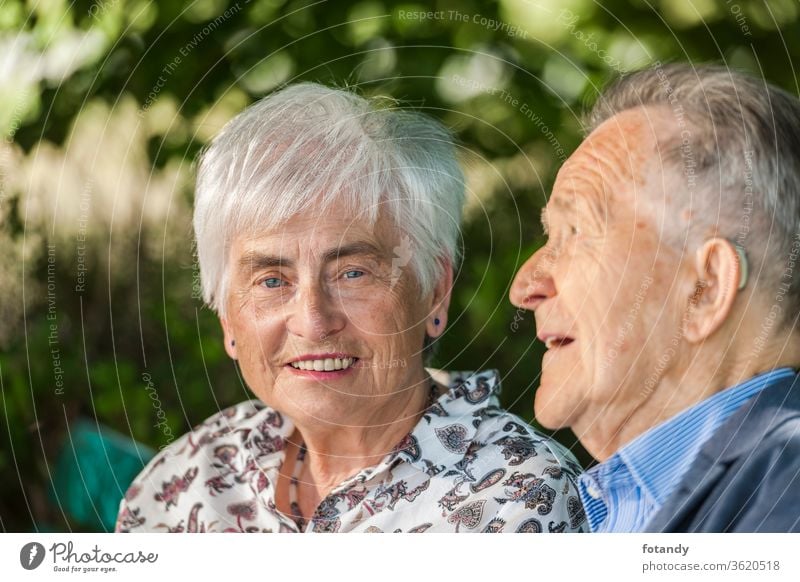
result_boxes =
[290,357,355,371]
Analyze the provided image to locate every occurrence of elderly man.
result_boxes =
[510,63,800,532]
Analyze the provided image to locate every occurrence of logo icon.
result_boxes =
[390,235,413,289]
[20,542,46,570]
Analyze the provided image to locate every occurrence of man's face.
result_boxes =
[510,108,688,454]
[221,205,438,428]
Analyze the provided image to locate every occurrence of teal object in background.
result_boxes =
[49,420,155,532]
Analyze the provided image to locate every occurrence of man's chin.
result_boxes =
[533,381,571,430]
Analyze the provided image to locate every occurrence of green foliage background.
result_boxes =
[2,0,799,531]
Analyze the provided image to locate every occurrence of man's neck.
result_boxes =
[582,332,800,461]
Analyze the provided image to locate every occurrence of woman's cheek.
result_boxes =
[249,291,297,319]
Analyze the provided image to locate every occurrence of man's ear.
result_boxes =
[220,317,237,360]
[683,238,742,343]
[425,258,454,339]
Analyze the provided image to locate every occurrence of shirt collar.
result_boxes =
[388,370,501,472]
[619,367,796,506]
[578,367,795,532]
[240,369,501,480]
[240,406,295,471]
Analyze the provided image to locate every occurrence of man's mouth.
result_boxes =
[288,356,358,372]
[540,335,575,350]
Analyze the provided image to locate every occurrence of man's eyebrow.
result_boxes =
[543,195,582,229]
[551,195,576,212]
[321,241,386,263]
[554,191,608,227]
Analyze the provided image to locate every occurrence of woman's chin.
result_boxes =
[283,399,356,428]
[269,381,359,424]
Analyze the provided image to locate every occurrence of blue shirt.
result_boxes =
[578,368,796,532]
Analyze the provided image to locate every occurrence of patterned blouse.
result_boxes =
[116,370,587,533]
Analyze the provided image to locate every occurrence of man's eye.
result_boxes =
[261,277,284,288]
[570,225,580,236]
[344,270,364,279]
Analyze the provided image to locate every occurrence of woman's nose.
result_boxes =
[285,283,346,341]
[509,248,556,311]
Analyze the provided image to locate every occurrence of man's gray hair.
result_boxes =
[193,82,465,317]
[587,63,800,320]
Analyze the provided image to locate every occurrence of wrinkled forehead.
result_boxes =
[550,107,673,213]
[232,204,397,260]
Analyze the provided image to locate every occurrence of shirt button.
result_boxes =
[582,476,602,499]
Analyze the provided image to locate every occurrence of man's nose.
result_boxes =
[509,248,556,311]
[285,283,346,341]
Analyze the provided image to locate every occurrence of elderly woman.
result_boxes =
[116,83,586,533]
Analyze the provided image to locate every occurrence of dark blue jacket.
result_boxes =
[646,372,800,532]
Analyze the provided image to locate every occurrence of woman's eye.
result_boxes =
[344,270,364,279]
[261,277,284,288]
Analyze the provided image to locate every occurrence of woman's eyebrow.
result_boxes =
[237,251,290,271]
[237,241,386,271]
[321,241,386,263]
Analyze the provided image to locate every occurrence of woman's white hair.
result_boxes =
[193,82,465,317]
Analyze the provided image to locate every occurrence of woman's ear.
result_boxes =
[425,258,454,339]
[682,238,742,343]
[220,317,237,360]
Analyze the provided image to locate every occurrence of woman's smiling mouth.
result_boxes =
[288,355,358,372]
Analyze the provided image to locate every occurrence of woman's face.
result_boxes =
[220,205,449,428]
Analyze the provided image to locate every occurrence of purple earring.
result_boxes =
[434,318,441,326]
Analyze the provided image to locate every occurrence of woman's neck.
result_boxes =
[301,385,430,486]
[283,370,445,518]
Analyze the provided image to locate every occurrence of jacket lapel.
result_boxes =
[644,453,727,531]
[645,373,799,532]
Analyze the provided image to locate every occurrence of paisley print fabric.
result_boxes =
[115,370,586,533]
